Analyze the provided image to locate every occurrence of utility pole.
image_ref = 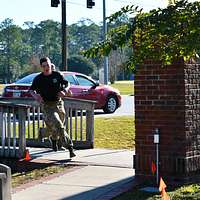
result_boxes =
[51,0,67,71]
[61,0,67,71]
[103,0,109,85]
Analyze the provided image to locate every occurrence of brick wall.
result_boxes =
[134,63,200,181]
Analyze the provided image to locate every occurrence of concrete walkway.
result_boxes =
[12,148,135,200]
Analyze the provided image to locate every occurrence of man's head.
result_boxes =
[40,57,52,75]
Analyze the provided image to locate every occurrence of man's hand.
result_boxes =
[29,90,43,103]
[65,89,72,97]
[34,94,43,103]
[57,91,66,98]
[58,89,72,98]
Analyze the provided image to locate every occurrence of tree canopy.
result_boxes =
[67,55,95,75]
[0,19,100,83]
[83,0,200,72]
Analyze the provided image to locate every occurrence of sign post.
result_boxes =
[154,128,160,185]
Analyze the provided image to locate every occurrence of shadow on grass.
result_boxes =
[0,157,72,174]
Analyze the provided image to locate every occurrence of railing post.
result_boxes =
[86,109,94,148]
[0,108,5,157]
[18,107,27,158]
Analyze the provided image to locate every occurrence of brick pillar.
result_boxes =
[134,63,200,182]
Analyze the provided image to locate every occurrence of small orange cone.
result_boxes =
[159,177,170,200]
[24,149,31,161]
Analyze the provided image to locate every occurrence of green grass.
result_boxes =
[113,184,200,200]
[94,116,135,149]
[110,80,134,95]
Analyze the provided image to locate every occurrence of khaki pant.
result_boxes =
[41,99,73,148]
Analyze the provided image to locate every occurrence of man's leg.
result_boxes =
[49,110,75,157]
[59,129,76,158]
[56,101,66,150]
[42,104,59,152]
[38,126,60,151]
[57,101,76,158]
[38,127,50,141]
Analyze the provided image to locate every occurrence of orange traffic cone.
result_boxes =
[24,149,31,161]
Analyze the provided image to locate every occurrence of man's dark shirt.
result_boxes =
[30,71,69,102]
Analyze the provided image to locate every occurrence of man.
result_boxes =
[29,57,76,158]
[38,62,63,150]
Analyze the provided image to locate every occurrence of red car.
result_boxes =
[2,71,121,113]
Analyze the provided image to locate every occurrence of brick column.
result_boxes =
[134,63,200,181]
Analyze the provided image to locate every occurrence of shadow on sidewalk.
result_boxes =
[60,176,135,200]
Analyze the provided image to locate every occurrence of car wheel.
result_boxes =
[103,96,118,113]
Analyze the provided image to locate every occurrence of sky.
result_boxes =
[0,0,169,27]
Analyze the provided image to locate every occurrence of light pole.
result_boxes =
[103,0,109,85]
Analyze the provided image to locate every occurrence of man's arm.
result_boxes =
[58,74,72,97]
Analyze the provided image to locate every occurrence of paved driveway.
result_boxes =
[95,95,134,117]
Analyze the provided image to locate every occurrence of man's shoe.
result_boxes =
[50,137,58,152]
[68,147,76,158]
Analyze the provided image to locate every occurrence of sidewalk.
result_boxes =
[12,148,136,200]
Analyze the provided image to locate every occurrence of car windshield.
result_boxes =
[15,73,39,84]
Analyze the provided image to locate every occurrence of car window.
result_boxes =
[15,73,38,84]
[63,74,77,85]
[76,75,95,86]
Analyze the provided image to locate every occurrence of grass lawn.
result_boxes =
[94,116,134,149]
[113,183,200,200]
[110,80,134,95]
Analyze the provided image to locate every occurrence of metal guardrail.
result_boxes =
[0,97,96,159]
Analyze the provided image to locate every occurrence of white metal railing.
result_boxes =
[0,97,95,159]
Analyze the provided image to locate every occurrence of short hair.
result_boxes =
[40,57,51,65]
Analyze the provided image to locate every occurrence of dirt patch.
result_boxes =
[12,165,83,193]
[0,157,83,192]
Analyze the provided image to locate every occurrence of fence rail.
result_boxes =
[0,97,95,159]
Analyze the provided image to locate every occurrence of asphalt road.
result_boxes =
[94,95,134,117]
